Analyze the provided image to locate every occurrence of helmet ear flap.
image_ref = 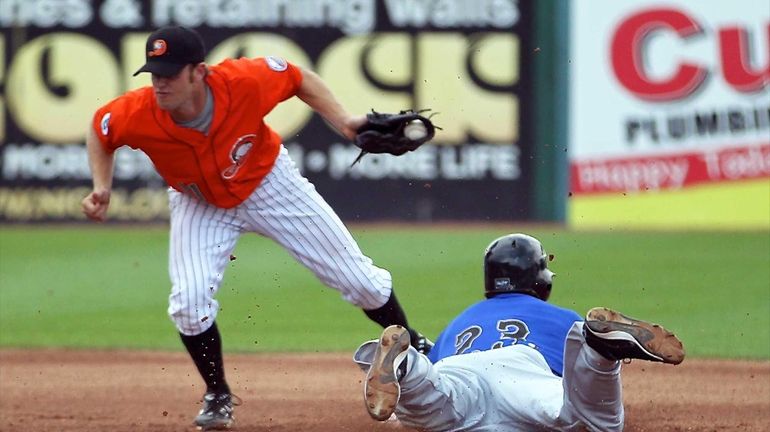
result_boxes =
[533,268,554,301]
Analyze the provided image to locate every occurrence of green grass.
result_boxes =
[1,226,768,359]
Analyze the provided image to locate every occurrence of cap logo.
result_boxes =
[148,39,167,57]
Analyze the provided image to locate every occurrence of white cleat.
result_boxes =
[364,325,411,421]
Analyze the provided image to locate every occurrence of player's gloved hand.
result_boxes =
[351,109,439,165]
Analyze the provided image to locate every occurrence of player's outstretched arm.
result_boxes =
[81,125,114,222]
[295,67,366,140]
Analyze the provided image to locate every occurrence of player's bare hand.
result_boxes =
[81,189,111,222]
[341,115,367,140]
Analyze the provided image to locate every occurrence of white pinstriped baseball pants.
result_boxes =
[167,146,393,336]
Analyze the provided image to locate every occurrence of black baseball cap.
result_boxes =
[133,26,205,77]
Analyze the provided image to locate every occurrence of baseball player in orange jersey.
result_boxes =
[81,26,432,431]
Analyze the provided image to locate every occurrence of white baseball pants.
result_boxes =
[167,146,393,336]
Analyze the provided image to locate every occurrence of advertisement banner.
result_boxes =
[0,0,539,223]
[569,0,769,195]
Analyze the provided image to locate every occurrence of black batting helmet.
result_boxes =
[483,233,554,301]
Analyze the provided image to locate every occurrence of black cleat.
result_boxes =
[194,392,241,430]
[409,330,434,356]
[584,307,685,365]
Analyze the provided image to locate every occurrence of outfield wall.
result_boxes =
[1,0,767,228]
[568,0,770,229]
[0,0,560,223]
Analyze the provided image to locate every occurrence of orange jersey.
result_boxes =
[92,57,303,208]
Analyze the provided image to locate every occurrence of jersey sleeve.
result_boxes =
[91,98,126,154]
[427,330,446,363]
[218,57,303,116]
[256,56,303,104]
[571,310,583,322]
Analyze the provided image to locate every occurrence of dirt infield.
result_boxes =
[1,349,768,432]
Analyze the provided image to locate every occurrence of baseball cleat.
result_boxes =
[365,325,411,421]
[584,307,685,365]
[411,330,435,356]
[194,392,241,430]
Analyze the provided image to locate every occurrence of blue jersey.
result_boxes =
[427,293,582,376]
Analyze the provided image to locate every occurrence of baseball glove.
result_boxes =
[352,109,438,165]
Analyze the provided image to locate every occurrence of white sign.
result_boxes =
[569,0,769,193]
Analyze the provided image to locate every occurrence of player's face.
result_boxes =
[151,64,204,112]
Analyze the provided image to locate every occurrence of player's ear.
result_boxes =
[191,63,207,82]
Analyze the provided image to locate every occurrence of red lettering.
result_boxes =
[719,25,770,93]
[611,8,707,101]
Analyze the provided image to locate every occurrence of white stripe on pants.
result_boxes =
[168,146,393,336]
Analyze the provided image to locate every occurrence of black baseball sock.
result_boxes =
[363,290,410,329]
[364,290,422,340]
[179,322,230,395]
